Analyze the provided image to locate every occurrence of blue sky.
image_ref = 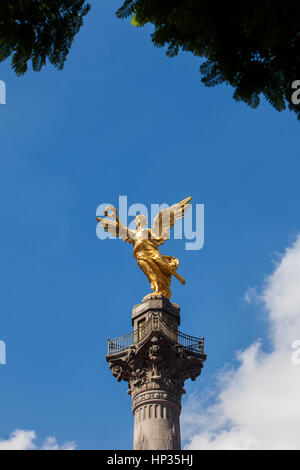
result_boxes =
[0,0,299,450]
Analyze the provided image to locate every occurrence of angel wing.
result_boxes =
[96,206,135,244]
[151,196,192,245]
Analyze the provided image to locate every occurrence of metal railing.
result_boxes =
[107,313,205,355]
[107,330,135,354]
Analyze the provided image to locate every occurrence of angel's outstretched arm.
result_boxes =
[96,206,135,244]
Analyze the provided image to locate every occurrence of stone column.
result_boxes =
[132,389,181,450]
[106,296,206,450]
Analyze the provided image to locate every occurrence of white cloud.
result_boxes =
[182,236,300,450]
[42,436,76,450]
[0,430,76,450]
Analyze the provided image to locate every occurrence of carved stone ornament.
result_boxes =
[107,330,205,405]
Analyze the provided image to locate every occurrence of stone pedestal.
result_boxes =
[106,296,206,450]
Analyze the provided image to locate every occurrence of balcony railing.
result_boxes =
[107,314,205,356]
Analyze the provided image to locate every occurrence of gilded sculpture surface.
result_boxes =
[96,197,191,299]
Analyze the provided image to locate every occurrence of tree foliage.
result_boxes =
[0,1,91,75]
[117,0,300,119]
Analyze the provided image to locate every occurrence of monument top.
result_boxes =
[96,197,191,300]
[132,295,180,327]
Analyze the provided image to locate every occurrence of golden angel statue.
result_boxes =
[96,197,191,299]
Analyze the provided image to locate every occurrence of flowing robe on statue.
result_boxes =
[133,233,179,299]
